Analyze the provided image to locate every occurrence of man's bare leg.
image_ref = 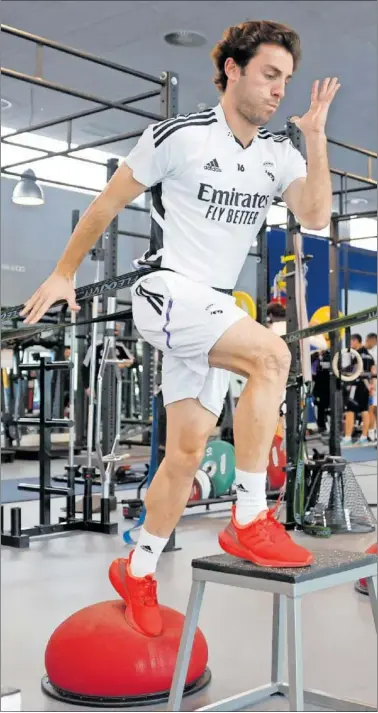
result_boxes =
[361,410,370,438]
[207,315,312,568]
[344,411,355,438]
[210,317,290,471]
[130,398,218,577]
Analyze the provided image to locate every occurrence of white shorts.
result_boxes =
[131,271,247,416]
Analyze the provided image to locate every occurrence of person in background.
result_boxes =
[266,301,329,433]
[365,332,377,442]
[312,347,331,433]
[82,322,134,397]
[341,333,375,446]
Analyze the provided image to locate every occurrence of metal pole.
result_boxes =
[333,185,376,196]
[330,167,377,187]
[2,89,161,140]
[118,230,150,240]
[102,158,119,456]
[333,210,378,222]
[87,260,102,466]
[256,221,268,324]
[343,243,351,349]
[284,121,303,528]
[0,68,164,121]
[1,25,165,84]
[39,357,51,526]
[329,216,342,456]
[74,300,89,449]
[327,136,377,158]
[68,209,79,468]
[2,129,143,172]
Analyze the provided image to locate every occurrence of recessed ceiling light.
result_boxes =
[349,197,368,205]
[1,98,12,110]
[164,31,207,48]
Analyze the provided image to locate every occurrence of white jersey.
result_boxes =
[125,103,307,289]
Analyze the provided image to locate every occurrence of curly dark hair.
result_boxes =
[267,302,287,321]
[211,20,302,92]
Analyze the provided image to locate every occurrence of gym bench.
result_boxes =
[168,549,377,712]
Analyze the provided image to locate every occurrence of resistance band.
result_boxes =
[122,391,160,545]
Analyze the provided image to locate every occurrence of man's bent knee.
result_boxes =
[247,334,291,382]
[165,428,209,479]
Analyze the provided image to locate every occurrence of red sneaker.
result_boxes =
[218,506,314,568]
[108,553,163,637]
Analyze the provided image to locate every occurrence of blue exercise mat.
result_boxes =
[1,477,136,504]
[341,445,377,463]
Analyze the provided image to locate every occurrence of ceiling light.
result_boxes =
[349,197,368,205]
[12,169,44,206]
[164,31,207,47]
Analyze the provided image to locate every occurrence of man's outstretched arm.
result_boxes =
[20,164,146,324]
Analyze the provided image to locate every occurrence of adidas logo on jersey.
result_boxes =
[204,159,222,172]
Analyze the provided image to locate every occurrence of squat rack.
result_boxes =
[284,123,377,527]
[1,23,180,456]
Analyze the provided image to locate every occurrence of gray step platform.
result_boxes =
[168,549,377,712]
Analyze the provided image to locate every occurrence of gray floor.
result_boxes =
[1,459,377,712]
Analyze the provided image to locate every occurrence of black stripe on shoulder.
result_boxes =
[153,110,216,141]
[154,118,218,148]
[258,129,289,142]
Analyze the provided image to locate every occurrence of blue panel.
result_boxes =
[267,228,377,319]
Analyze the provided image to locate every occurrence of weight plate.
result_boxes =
[267,434,286,491]
[188,470,211,502]
[195,469,212,499]
[200,440,235,496]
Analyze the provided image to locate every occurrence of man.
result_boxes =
[20,20,338,636]
[342,334,375,446]
[82,322,133,397]
[365,332,377,441]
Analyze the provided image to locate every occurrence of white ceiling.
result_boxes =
[1,0,377,213]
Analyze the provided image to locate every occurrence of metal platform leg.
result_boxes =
[167,580,206,712]
[286,595,304,711]
[271,593,286,684]
[366,575,378,634]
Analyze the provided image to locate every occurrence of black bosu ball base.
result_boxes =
[41,668,211,708]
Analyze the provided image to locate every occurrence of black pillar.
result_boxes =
[102,158,119,456]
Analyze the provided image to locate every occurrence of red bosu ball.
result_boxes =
[43,600,209,706]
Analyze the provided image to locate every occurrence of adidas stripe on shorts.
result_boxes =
[131,270,247,417]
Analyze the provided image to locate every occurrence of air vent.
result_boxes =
[164,31,207,47]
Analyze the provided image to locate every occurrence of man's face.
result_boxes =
[351,338,361,350]
[366,336,377,350]
[226,43,294,126]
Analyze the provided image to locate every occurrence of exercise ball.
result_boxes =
[43,600,209,706]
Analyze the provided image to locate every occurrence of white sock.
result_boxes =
[235,469,267,525]
[130,527,169,578]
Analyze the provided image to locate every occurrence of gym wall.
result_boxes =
[268,227,377,319]
[0,176,150,306]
